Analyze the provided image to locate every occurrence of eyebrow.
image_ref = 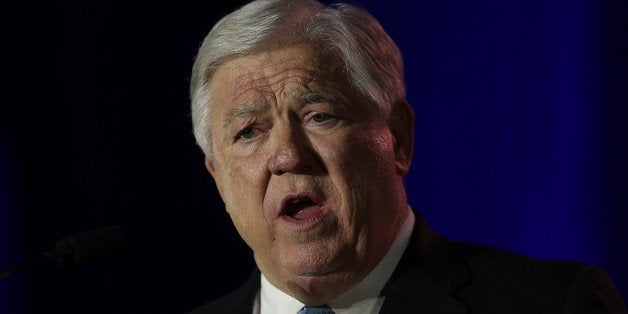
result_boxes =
[300,92,340,105]
[299,92,350,114]
[223,102,268,127]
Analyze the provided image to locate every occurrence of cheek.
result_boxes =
[220,152,268,196]
[213,158,264,225]
[319,126,397,210]
[220,174,269,252]
[217,154,272,240]
[341,128,395,175]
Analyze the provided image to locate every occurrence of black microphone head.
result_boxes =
[53,226,125,266]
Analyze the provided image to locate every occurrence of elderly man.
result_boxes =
[187,0,626,313]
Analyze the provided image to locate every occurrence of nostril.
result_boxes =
[269,144,303,175]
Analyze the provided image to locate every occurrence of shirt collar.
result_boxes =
[260,273,305,314]
[260,207,415,314]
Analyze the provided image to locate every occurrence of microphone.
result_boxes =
[0,225,125,279]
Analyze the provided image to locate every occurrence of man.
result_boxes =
[188,0,626,313]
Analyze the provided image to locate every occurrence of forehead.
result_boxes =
[209,44,347,105]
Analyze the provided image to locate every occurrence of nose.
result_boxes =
[267,125,317,175]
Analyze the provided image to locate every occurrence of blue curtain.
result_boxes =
[353,0,627,298]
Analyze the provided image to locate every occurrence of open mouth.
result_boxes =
[281,196,323,221]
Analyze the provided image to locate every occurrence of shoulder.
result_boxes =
[455,241,586,282]
[187,269,261,314]
[395,213,626,312]
[188,289,251,314]
[452,242,627,313]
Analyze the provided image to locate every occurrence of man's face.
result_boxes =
[205,43,412,294]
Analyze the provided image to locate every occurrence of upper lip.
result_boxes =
[278,192,323,217]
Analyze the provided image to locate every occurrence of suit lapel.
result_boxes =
[380,212,472,313]
[229,268,261,314]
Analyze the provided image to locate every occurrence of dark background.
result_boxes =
[1,0,626,313]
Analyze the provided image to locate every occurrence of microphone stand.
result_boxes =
[0,252,55,279]
[0,225,124,280]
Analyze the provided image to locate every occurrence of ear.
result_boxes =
[204,156,225,200]
[388,99,414,176]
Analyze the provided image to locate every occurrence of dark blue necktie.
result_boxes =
[297,304,335,314]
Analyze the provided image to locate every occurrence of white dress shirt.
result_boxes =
[254,208,415,314]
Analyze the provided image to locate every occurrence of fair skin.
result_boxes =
[204,43,414,305]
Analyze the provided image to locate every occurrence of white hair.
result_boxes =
[190,0,405,160]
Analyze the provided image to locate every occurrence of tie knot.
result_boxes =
[297,304,335,314]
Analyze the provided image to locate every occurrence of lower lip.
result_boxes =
[278,205,330,229]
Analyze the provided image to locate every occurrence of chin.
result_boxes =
[283,260,335,278]
[272,235,355,279]
[280,249,349,279]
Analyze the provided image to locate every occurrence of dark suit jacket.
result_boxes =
[190,213,627,313]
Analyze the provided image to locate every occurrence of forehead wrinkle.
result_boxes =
[224,70,312,110]
[221,75,318,128]
[233,68,322,113]
[213,45,349,131]
[232,67,319,94]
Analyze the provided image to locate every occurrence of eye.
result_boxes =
[236,126,259,140]
[311,113,334,123]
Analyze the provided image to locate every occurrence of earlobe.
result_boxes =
[204,156,225,199]
[389,99,415,176]
[204,156,217,176]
